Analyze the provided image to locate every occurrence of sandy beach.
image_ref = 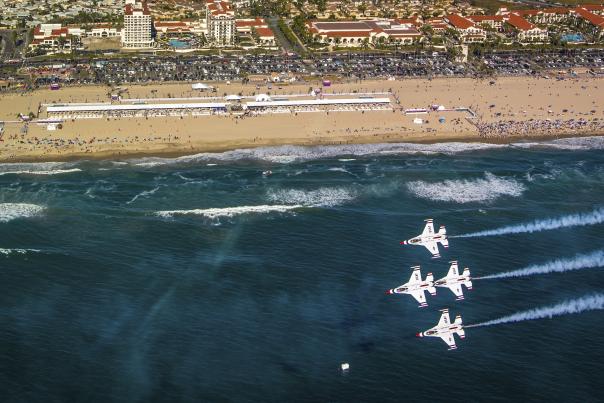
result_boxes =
[1,75,602,162]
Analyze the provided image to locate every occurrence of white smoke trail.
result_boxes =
[455,208,604,238]
[466,294,604,328]
[476,250,604,280]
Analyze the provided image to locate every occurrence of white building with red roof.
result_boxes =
[254,27,276,47]
[122,0,153,48]
[154,20,204,37]
[467,15,504,31]
[445,14,486,43]
[573,7,604,36]
[307,19,423,47]
[206,0,235,46]
[506,13,548,42]
[235,18,268,34]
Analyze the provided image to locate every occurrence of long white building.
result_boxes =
[122,0,153,49]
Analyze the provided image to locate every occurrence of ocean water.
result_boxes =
[1,137,604,402]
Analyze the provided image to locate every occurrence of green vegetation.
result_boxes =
[50,12,122,27]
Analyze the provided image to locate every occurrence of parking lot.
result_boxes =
[1,48,604,89]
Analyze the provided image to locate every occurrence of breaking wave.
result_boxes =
[0,161,81,176]
[0,203,45,223]
[0,248,41,256]
[407,172,525,203]
[156,205,303,219]
[466,294,604,328]
[512,136,604,151]
[128,142,507,166]
[476,250,604,280]
[266,187,356,207]
[126,186,161,205]
[0,168,82,176]
[456,207,604,238]
[156,187,353,220]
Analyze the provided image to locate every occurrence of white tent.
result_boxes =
[225,94,242,101]
[255,94,272,102]
[413,118,423,124]
[192,83,211,90]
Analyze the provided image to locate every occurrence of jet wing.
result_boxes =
[423,241,440,257]
[408,267,422,284]
[438,310,451,327]
[410,290,427,306]
[440,332,457,350]
[448,283,464,300]
[421,221,435,237]
[447,261,459,277]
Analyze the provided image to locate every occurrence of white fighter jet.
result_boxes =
[400,219,448,258]
[416,309,465,350]
[385,266,436,308]
[435,261,472,301]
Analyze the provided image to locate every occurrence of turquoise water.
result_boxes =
[561,33,585,43]
[169,39,191,49]
[1,137,604,401]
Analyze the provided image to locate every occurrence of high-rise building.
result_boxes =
[206,0,235,47]
[122,0,153,48]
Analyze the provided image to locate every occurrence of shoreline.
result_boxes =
[1,76,602,163]
[2,131,602,164]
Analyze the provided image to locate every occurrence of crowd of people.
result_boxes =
[474,117,604,138]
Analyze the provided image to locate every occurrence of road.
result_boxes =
[0,31,16,60]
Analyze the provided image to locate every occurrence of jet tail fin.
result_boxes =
[456,328,466,339]
[425,272,434,284]
[438,225,447,236]
[454,314,463,326]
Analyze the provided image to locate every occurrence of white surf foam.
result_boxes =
[0,248,41,256]
[156,204,303,219]
[0,168,81,176]
[477,250,604,280]
[327,167,355,176]
[134,161,166,168]
[0,161,80,176]
[513,136,604,151]
[456,207,604,238]
[126,186,161,205]
[466,294,604,328]
[267,187,356,207]
[0,203,45,223]
[407,172,525,203]
[128,142,507,166]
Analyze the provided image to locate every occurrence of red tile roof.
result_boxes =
[580,4,604,12]
[508,13,536,30]
[467,15,504,22]
[255,27,274,37]
[575,7,604,26]
[446,14,475,29]
[125,2,150,16]
[236,18,266,27]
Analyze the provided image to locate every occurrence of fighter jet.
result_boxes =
[435,261,472,301]
[385,266,436,308]
[416,309,465,350]
[400,219,448,258]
